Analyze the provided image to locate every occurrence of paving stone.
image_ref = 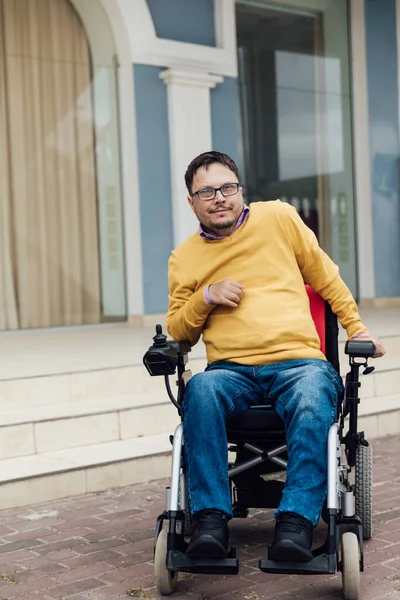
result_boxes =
[70,538,127,555]
[0,538,43,553]
[0,575,58,598]
[39,577,104,598]
[59,549,123,568]
[16,548,77,567]
[0,548,41,562]
[51,560,114,585]
[10,562,69,582]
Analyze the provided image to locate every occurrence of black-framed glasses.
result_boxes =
[192,182,240,201]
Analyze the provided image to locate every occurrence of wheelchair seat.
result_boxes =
[227,405,284,442]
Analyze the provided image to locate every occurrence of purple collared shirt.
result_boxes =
[200,205,250,304]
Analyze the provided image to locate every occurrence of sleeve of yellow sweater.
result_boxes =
[166,251,215,345]
[280,203,369,340]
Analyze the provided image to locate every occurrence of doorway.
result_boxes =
[236,0,357,295]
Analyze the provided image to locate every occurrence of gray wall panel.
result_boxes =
[134,65,173,313]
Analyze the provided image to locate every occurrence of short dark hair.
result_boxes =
[184,151,240,195]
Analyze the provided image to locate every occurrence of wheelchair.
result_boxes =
[143,287,375,600]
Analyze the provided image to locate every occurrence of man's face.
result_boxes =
[188,163,244,236]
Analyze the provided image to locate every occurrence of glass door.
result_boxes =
[236,0,357,296]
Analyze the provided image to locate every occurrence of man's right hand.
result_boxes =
[208,279,244,308]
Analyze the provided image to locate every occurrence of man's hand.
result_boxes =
[209,279,244,308]
[351,333,386,358]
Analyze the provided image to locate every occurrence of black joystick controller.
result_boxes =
[153,324,168,347]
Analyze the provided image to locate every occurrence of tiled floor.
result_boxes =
[0,434,400,599]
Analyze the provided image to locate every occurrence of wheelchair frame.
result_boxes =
[143,325,375,599]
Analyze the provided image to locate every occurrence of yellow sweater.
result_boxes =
[167,200,367,366]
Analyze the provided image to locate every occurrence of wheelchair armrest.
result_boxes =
[170,340,192,355]
[345,340,375,358]
[143,325,191,377]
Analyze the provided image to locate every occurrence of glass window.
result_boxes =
[236,0,357,296]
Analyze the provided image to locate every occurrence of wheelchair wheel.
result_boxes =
[341,532,360,600]
[355,443,373,540]
[154,528,178,595]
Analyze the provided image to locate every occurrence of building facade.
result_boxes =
[1,0,399,333]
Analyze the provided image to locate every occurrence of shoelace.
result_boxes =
[195,511,226,531]
[277,513,310,534]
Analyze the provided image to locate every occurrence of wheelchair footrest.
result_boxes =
[259,552,336,575]
[167,549,239,575]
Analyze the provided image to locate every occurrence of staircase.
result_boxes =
[0,307,398,510]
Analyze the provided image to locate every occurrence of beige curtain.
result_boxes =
[0,0,101,329]
[0,6,18,330]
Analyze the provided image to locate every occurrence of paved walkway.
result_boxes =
[0,435,400,600]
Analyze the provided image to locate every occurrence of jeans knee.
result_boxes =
[186,371,212,398]
[184,370,227,415]
[288,369,338,425]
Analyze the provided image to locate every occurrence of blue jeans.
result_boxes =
[183,359,344,527]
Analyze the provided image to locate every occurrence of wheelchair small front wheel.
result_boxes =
[154,528,178,595]
[341,532,360,600]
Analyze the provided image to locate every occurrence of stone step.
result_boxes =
[0,433,172,510]
[0,395,398,511]
[358,393,400,438]
[0,347,397,411]
[350,355,400,399]
[0,351,398,460]
[0,358,207,408]
[0,392,180,460]
[0,328,397,409]
[0,310,396,509]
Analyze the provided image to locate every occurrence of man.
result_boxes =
[166,151,384,562]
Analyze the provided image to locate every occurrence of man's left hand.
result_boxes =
[351,334,386,358]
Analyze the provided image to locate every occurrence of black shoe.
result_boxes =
[186,510,229,559]
[269,511,313,562]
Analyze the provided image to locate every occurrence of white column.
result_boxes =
[160,69,223,247]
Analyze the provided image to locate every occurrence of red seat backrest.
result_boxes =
[306,285,326,355]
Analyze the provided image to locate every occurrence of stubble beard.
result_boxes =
[200,204,242,236]
[212,217,236,231]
